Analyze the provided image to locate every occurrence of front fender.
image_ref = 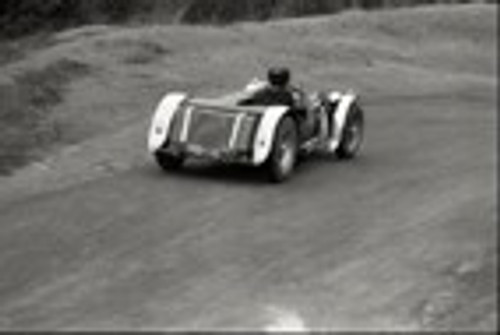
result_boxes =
[327,91,357,152]
[147,92,187,153]
[252,106,290,165]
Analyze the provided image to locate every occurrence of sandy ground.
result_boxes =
[0,4,497,331]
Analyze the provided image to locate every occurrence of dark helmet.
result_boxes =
[267,67,291,87]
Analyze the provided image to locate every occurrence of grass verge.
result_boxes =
[0,59,91,175]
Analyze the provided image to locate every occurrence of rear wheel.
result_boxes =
[336,103,364,159]
[266,116,299,182]
[155,151,185,171]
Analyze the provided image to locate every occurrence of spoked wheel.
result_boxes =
[336,103,364,159]
[155,151,185,171]
[266,116,299,182]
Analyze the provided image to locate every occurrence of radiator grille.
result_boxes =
[168,106,259,151]
[188,110,234,150]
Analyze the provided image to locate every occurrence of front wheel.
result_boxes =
[266,116,299,183]
[155,151,185,171]
[336,103,364,159]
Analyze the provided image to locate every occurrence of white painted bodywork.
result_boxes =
[228,113,245,150]
[179,105,194,143]
[147,92,187,153]
[252,106,290,165]
[326,90,357,152]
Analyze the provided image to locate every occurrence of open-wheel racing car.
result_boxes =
[148,69,364,182]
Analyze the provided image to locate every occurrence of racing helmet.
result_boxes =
[267,67,291,87]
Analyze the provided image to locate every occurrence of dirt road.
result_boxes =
[0,85,496,330]
[0,5,496,331]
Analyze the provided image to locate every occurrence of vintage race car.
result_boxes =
[147,78,364,182]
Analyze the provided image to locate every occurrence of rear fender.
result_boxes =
[252,106,290,165]
[327,91,357,152]
[148,92,187,153]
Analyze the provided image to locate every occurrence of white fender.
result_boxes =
[252,106,290,165]
[327,91,357,152]
[147,92,187,153]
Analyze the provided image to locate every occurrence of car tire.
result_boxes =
[266,116,299,182]
[336,103,364,159]
[155,151,184,171]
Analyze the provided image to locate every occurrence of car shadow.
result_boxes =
[150,159,272,186]
[145,152,367,186]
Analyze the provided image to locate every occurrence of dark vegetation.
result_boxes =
[0,0,495,39]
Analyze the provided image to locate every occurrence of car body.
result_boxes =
[147,79,364,182]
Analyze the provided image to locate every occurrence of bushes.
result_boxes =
[0,0,495,39]
[0,0,128,38]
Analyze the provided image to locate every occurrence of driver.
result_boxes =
[240,67,304,108]
[240,67,320,139]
